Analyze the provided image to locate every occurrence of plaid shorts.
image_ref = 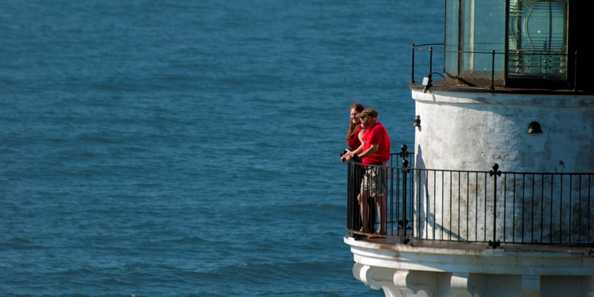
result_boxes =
[360,165,388,197]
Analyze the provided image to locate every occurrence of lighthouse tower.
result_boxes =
[344,1,594,296]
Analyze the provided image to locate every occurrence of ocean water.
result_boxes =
[0,1,442,296]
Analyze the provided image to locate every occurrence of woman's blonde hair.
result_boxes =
[345,103,365,142]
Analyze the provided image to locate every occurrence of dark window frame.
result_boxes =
[443,0,574,90]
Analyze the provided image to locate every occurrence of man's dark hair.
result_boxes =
[359,107,378,118]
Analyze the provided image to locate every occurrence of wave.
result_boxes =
[151,235,215,246]
[0,237,47,250]
[27,260,348,285]
[243,201,345,221]
[177,259,350,284]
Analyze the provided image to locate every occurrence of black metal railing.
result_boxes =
[411,43,445,89]
[346,146,594,248]
[346,146,414,233]
[411,43,577,91]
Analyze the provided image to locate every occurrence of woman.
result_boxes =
[343,103,371,232]
[345,103,365,153]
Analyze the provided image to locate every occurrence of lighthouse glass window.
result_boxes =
[460,0,506,80]
[445,0,459,76]
[507,0,568,80]
[444,0,506,82]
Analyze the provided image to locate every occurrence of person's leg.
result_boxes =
[353,198,361,230]
[353,163,364,230]
[377,195,386,234]
[348,162,362,230]
[367,196,376,233]
[359,168,372,233]
[374,166,388,235]
[358,193,369,232]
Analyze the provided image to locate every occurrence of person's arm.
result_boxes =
[342,129,365,161]
[351,142,365,155]
[349,128,368,158]
[342,143,362,161]
[358,144,378,158]
[357,125,380,158]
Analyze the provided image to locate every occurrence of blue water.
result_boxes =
[0,1,442,296]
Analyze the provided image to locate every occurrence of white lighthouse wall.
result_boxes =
[412,90,594,172]
[410,90,594,243]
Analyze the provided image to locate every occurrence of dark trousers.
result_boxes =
[347,161,376,231]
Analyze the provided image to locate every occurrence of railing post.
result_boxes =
[428,46,433,83]
[346,161,352,230]
[490,50,496,91]
[411,43,416,84]
[399,145,410,243]
[573,50,578,91]
[390,161,394,236]
[489,163,502,248]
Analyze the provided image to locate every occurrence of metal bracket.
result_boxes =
[413,115,421,128]
[488,240,501,248]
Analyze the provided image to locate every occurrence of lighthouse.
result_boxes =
[344,1,594,296]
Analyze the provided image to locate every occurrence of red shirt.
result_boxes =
[361,122,390,165]
[347,125,362,150]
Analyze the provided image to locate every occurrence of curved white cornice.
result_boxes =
[411,89,594,109]
[345,237,594,297]
[345,237,594,276]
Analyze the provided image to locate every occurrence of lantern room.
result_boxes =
[443,0,593,91]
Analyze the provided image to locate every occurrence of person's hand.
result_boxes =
[340,150,349,161]
[341,151,354,161]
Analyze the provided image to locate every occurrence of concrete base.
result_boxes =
[346,237,594,297]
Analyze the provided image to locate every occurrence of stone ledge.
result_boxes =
[345,236,594,276]
[411,88,594,109]
[346,237,594,297]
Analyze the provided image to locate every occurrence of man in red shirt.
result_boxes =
[345,107,391,234]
